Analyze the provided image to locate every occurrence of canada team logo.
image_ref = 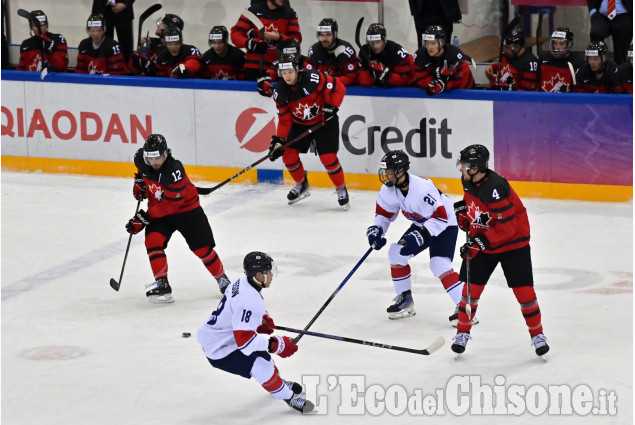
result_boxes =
[468,202,491,228]
[235,108,277,153]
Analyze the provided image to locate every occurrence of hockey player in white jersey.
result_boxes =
[197,251,314,413]
[366,150,465,322]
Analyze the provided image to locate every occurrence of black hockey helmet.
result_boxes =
[457,144,489,173]
[366,23,386,42]
[317,18,338,39]
[585,41,608,63]
[143,134,170,165]
[276,37,301,59]
[277,52,300,77]
[30,10,48,26]
[161,14,184,31]
[209,25,229,46]
[86,13,106,33]
[379,150,410,187]
[422,25,446,47]
[549,27,574,58]
[503,25,525,47]
[164,27,183,44]
[243,251,276,279]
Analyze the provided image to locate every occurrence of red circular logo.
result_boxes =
[235,108,276,153]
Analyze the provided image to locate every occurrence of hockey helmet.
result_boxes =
[503,25,525,47]
[209,25,229,46]
[549,27,574,58]
[143,134,170,165]
[379,150,410,187]
[86,13,106,34]
[366,23,386,42]
[277,52,300,77]
[160,14,184,32]
[422,25,446,47]
[457,144,489,173]
[585,41,608,63]
[164,27,183,44]
[30,10,48,26]
[276,37,301,59]
[317,18,338,39]
[243,251,276,279]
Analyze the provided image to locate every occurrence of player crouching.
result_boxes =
[197,252,315,413]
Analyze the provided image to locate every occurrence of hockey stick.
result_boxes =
[567,61,577,92]
[536,10,544,57]
[196,116,333,196]
[292,247,374,344]
[354,17,364,51]
[17,8,47,79]
[137,3,162,50]
[464,230,472,319]
[277,326,445,356]
[110,198,142,292]
[496,15,520,84]
[242,9,265,75]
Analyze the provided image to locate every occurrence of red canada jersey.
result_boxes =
[156,44,202,78]
[17,33,69,72]
[488,50,539,91]
[134,149,200,219]
[358,40,413,87]
[230,3,302,72]
[201,45,246,80]
[127,37,163,76]
[461,170,530,254]
[273,70,346,138]
[616,61,633,94]
[412,44,474,90]
[305,39,359,86]
[538,51,584,93]
[76,37,126,75]
[575,62,618,94]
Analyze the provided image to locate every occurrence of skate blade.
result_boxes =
[540,354,548,361]
[147,294,174,304]
[288,191,311,205]
[388,308,416,320]
[340,202,350,211]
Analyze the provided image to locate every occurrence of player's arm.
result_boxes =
[384,50,413,87]
[274,98,293,139]
[230,12,257,49]
[322,73,346,108]
[47,34,69,72]
[233,300,269,356]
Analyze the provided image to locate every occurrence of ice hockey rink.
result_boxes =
[1,171,632,424]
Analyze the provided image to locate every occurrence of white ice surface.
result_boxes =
[1,171,632,424]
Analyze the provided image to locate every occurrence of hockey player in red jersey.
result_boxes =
[126,134,231,303]
[451,145,549,359]
[76,14,126,75]
[616,45,633,94]
[366,150,466,322]
[358,23,413,87]
[154,27,202,78]
[575,41,618,94]
[485,25,538,91]
[538,27,584,93]
[202,26,246,80]
[197,252,314,414]
[16,10,68,73]
[129,14,184,76]
[230,0,302,80]
[305,18,359,86]
[411,25,474,95]
[268,54,350,209]
[257,38,306,97]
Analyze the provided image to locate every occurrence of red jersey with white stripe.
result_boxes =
[461,170,530,253]
[412,44,474,90]
[538,51,584,93]
[273,70,346,138]
[76,37,126,75]
[305,39,359,86]
[156,44,202,78]
[373,174,457,237]
[358,40,413,87]
[197,277,269,360]
[201,45,246,80]
[488,50,539,91]
[17,33,69,72]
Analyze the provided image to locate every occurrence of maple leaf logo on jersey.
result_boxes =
[215,70,234,80]
[148,183,163,202]
[293,103,320,121]
[467,202,491,229]
[28,54,43,71]
[499,64,515,87]
[264,23,278,34]
[88,61,103,75]
[542,74,569,93]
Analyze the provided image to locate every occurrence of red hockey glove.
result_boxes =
[460,234,489,260]
[36,33,55,54]
[246,38,268,54]
[257,75,273,97]
[268,136,285,161]
[126,210,150,234]
[257,314,275,334]
[171,64,190,79]
[130,51,148,71]
[133,173,147,200]
[425,79,446,96]
[268,335,298,358]
[434,66,453,80]
[368,60,386,73]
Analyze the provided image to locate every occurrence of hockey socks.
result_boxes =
[319,153,345,188]
[261,367,293,400]
[440,271,463,304]
[146,232,168,280]
[456,283,485,333]
[283,150,306,184]
[193,246,226,280]
[512,286,544,337]
[391,264,412,295]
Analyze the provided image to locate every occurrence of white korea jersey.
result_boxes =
[374,174,457,236]
[197,277,269,360]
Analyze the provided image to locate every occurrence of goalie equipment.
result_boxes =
[143,134,170,165]
[145,278,174,304]
[387,290,416,320]
[549,27,574,58]
[209,25,228,46]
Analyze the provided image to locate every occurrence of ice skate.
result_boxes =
[216,274,231,294]
[287,173,310,205]
[449,304,480,327]
[531,333,550,360]
[285,392,315,413]
[145,278,174,304]
[336,186,350,210]
[387,290,416,320]
[451,331,472,357]
[284,380,303,395]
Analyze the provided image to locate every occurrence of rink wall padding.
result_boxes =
[1,70,632,202]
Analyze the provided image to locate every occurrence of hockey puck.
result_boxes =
[182,332,191,338]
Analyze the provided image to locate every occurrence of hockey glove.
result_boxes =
[246,38,268,54]
[257,314,275,334]
[460,234,489,260]
[268,335,298,358]
[333,45,350,65]
[434,66,453,80]
[268,136,285,161]
[171,63,190,79]
[133,173,147,200]
[130,51,148,72]
[399,228,429,256]
[37,34,55,55]
[126,210,150,234]
[454,200,470,231]
[376,67,392,85]
[257,75,273,97]
[425,79,446,96]
[366,225,387,250]
[322,104,339,121]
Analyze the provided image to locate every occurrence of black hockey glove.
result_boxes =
[425,79,446,96]
[322,104,339,121]
[133,173,147,200]
[454,200,470,231]
[126,210,150,235]
[366,225,387,250]
[246,38,268,54]
[434,66,453,80]
[376,67,392,85]
[257,75,273,97]
[333,45,350,66]
[399,227,430,256]
[171,64,190,79]
[268,136,285,161]
[37,34,55,55]
[460,234,489,260]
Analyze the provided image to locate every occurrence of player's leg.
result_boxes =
[144,219,175,303]
[282,148,310,204]
[315,118,349,209]
[501,245,549,357]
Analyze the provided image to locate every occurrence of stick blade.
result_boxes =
[139,3,162,21]
[109,278,121,292]
[419,336,445,355]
